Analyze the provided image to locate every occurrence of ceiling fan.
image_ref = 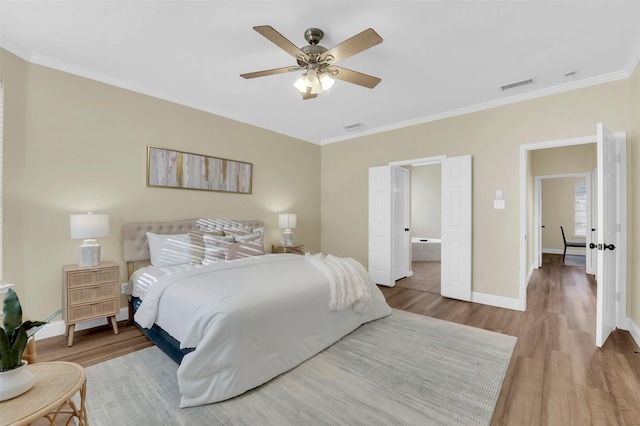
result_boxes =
[240,26,383,100]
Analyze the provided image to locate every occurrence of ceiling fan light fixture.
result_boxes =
[319,73,334,91]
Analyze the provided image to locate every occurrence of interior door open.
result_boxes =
[595,123,618,347]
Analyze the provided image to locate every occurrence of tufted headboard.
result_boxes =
[122,218,265,277]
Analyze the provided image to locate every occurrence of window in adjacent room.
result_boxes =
[574,180,587,237]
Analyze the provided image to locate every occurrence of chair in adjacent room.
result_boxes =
[560,226,586,264]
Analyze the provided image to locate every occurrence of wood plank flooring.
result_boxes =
[35,254,640,425]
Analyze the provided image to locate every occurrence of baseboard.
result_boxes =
[628,317,640,348]
[34,307,130,341]
[471,292,523,311]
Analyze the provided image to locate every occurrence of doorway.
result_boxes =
[369,155,472,301]
[519,124,627,347]
[408,162,442,293]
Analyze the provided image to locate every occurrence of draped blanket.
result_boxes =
[305,253,372,313]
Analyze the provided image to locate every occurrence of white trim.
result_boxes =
[615,132,627,330]
[628,318,640,348]
[471,292,523,312]
[33,307,129,341]
[625,36,640,77]
[0,283,14,294]
[389,155,447,167]
[526,262,535,288]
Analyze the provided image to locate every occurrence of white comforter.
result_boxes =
[130,254,391,407]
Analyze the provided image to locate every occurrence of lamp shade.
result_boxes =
[278,213,297,229]
[70,213,110,239]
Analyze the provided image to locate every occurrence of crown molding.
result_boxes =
[320,69,631,145]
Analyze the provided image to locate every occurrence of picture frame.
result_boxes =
[147,146,253,194]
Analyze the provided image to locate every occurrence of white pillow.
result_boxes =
[202,234,235,265]
[146,232,193,267]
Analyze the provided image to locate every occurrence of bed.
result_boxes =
[123,218,392,408]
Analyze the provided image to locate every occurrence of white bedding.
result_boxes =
[130,254,391,407]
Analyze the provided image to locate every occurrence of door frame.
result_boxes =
[534,172,592,273]
[519,132,627,329]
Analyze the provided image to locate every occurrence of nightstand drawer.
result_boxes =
[68,283,118,306]
[66,267,118,288]
[67,298,119,323]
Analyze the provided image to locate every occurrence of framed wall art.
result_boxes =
[147,146,253,194]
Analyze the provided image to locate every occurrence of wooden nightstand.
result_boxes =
[272,244,305,255]
[62,261,120,347]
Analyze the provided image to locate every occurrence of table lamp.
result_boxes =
[278,213,297,246]
[70,213,110,267]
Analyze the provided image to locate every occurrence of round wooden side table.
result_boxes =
[0,361,87,426]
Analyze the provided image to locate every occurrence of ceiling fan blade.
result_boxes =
[240,66,302,79]
[253,25,308,60]
[331,66,381,89]
[324,28,382,64]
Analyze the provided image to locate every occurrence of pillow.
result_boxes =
[222,241,265,261]
[146,232,194,267]
[202,233,235,265]
[189,231,233,264]
[223,224,254,237]
[233,231,263,243]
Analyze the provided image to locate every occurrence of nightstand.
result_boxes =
[62,261,120,347]
[272,244,305,255]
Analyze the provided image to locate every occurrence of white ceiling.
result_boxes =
[2,1,640,145]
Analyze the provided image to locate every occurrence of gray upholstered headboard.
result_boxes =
[122,218,265,276]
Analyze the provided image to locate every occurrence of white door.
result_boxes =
[536,179,543,268]
[595,123,617,347]
[392,167,410,280]
[441,155,472,301]
[587,168,597,275]
[368,166,393,286]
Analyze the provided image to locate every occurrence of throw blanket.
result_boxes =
[305,253,372,313]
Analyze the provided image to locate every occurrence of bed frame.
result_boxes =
[122,218,265,363]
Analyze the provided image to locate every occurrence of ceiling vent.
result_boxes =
[344,123,365,132]
[500,78,535,92]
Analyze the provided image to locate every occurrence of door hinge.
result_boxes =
[617,223,621,232]
[617,153,621,163]
[616,292,620,302]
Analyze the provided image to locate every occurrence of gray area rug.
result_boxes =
[85,309,517,426]
[564,254,586,267]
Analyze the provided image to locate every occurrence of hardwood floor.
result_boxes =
[35,254,640,425]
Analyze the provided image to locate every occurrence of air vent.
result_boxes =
[500,78,535,92]
[344,123,365,132]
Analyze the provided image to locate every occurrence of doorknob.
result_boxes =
[541,225,545,228]
[404,228,410,232]
[589,243,597,249]
[603,243,616,251]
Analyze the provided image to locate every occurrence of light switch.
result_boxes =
[494,200,505,209]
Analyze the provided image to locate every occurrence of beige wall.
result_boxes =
[541,177,587,252]
[532,144,596,254]
[321,79,631,301]
[631,63,640,328]
[1,49,321,320]
[410,164,441,231]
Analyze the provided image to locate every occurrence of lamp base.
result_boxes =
[78,241,101,267]
[281,230,294,246]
